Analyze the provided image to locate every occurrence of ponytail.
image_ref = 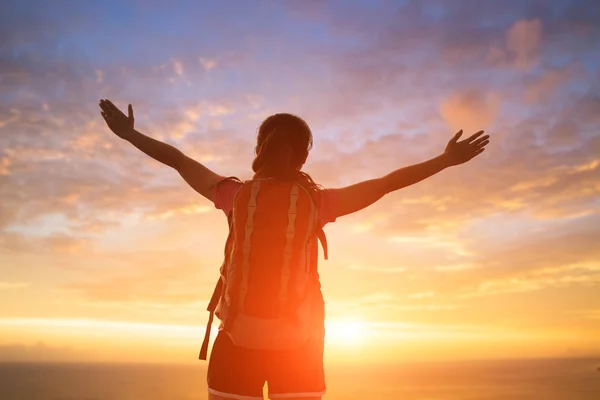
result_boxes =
[252,129,296,180]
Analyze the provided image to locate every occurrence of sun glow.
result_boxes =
[325,319,367,346]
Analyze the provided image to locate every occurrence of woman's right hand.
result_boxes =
[99,99,135,140]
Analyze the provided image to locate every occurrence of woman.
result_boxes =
[99,99,490,400]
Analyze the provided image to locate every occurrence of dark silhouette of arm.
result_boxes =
[331,129,490,219]
[99,99,220,200]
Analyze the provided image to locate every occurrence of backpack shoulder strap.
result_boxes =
[216,176,242,185]
[317,228,328,260]
[307,185,328,260]
[198,277,222,360]
[298,182,329,261]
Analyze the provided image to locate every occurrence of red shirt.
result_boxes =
[211,177,339,227]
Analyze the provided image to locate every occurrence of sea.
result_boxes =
[0,358,599,400]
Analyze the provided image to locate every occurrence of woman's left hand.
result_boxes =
[443,129,490,166]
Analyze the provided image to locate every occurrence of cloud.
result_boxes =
[146,204,211,220]
[66,276,204,304]
[434,263,477,272]
[0,92,252,236]
[199,57,217,71]
[408,291,436,299]
[462,262,600,298]
[320,87,600,236]
[95,69,104,83]
[389,235,473,257]
[453,219,600,297]
[0,281,30,290]
[506,19,543,69]
[325,292,463,322]
[0,232,91,255]
[440,89,500,133]
[0,108,20,130]
[172,59,183,77]
[61,248,221,305]
[573,309,600,321]
[524,63,582,103]
[347,264,407,274]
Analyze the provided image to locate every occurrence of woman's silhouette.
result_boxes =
[99,99,490,400]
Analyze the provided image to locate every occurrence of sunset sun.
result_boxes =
[325,319,367,346]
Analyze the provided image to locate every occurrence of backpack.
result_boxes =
[199,177,328,360]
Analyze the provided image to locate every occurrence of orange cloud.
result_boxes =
[0,156,11,175]
[199,57,217,71]
[0,232,91,255]
[440,89,500,133]
[0,282,30,290]
[462,262,600,298]
[408,291,436,299]
[507,18,542,69]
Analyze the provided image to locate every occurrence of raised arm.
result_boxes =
[331,130,490,218]
[99,99,220,201]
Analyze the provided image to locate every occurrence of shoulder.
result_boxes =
[212,176,243,215]
[318,188,339,226]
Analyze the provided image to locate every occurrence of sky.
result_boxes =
[1,0,599,364]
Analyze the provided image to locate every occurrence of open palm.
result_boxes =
[99,99,134,139]
[444,130,490,166]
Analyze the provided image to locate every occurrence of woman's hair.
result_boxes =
[252,113,320,194]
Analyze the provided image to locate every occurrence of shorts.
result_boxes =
[207,330,326,399]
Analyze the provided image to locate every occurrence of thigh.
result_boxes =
[266,336,326,399]
[207,331,266,400]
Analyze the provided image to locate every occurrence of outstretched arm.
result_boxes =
[99,99,220,200]
[331,130,490,218]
